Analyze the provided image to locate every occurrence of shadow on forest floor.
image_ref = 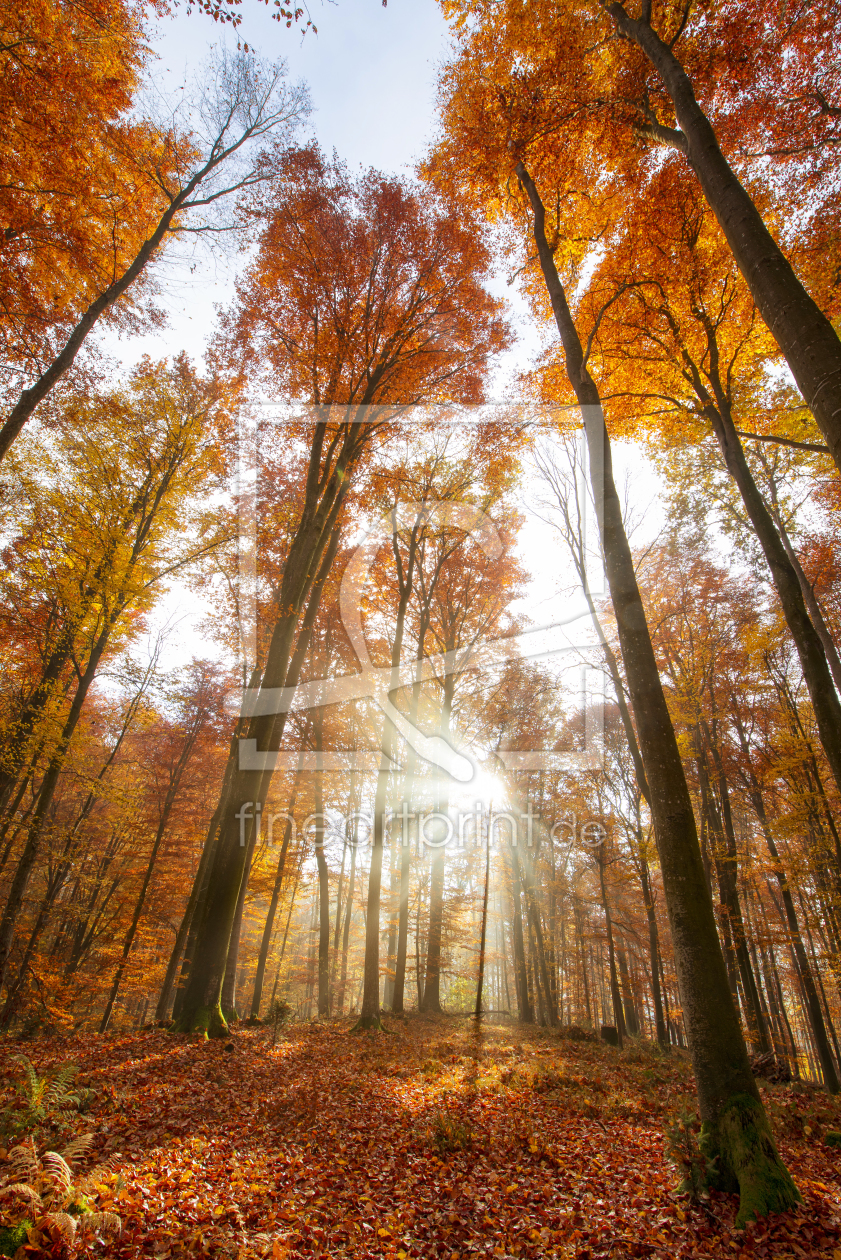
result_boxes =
[2,1015,840,1258]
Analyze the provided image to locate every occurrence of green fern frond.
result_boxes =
[14,1055,43,1109]
[43,1065,79,1112]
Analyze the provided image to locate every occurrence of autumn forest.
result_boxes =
[2,0,841,1256]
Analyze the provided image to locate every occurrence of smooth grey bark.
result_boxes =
[516,159,797,1221]
[607,3,841,476]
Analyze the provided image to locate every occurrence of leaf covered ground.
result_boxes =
[3,1016,841,1260]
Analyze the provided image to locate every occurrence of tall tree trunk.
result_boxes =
[221,821,257,1019]
[313,717,330,1019]
[507,839,533,1024]
[249,773,301,1021]
[176,482,350,1037]
[475,824,491,1017]
[337,835,358,1015]
[596,846,626,1047]
[638,852,668,1049]
[617,941,640,1037]
[607,3,841,474]
[685,356,841,801]
[0,622,113,994]
[516,160,798,1222]
[421,672,455,1013]
[357,517,421,1028]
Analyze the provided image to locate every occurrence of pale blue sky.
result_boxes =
[118,1,665,687]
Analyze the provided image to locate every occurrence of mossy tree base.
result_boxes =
[171,1003,229,1039]
[700,1094,801,1227]
[350,1013,391,1033]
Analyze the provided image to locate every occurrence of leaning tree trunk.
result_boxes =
[689,366,841,802]
[0,621,113,994]
[516,160,798,1225]
[175,469,350,1037]
[250,774,301,1022]
[734,715,840,1093]
[607,2,841,475]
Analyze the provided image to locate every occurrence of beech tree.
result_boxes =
[428,34,800,1224]
[174,145,508,1037]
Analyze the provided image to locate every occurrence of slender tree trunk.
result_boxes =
[249,774,301,1021]
[638,849,668,1048]
[507,840,532,1023]
[313,719,330,1019]
[0,624,113,993]
[515,160,798,1222]
[735,716,839,1092]
[691,371,841,801]
[596,847,626,1047]
[475,826,491,1017]
[337,838,358,1015]
[221,820,257,1019]
[617,941,640,1037]
[421,673,455,1014]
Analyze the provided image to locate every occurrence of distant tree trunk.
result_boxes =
[507,840,533,1024]
[221,822,257,1019]
[617,942,640,1037]
[701,735,771,1055]
[518,834,559,1027]
[596,844,626,1047]
[421,674,455,1014]
[330,839,348,1000]
[475,827,491,1016]
[98,719,202,1034]
[313,717,330,1019]
[514,161,797,1221]
[638,852,668,1049]
[249,769,301,1021]
[574,896,592,1027]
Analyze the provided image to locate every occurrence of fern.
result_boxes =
[1,1056,84,1142]
[80,1210,121,1239]
[42,1150,73,1193]
[49,1211,78,1245]
[61,1133,94,1165]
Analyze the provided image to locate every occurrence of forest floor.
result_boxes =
[2,1015,841,1259]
